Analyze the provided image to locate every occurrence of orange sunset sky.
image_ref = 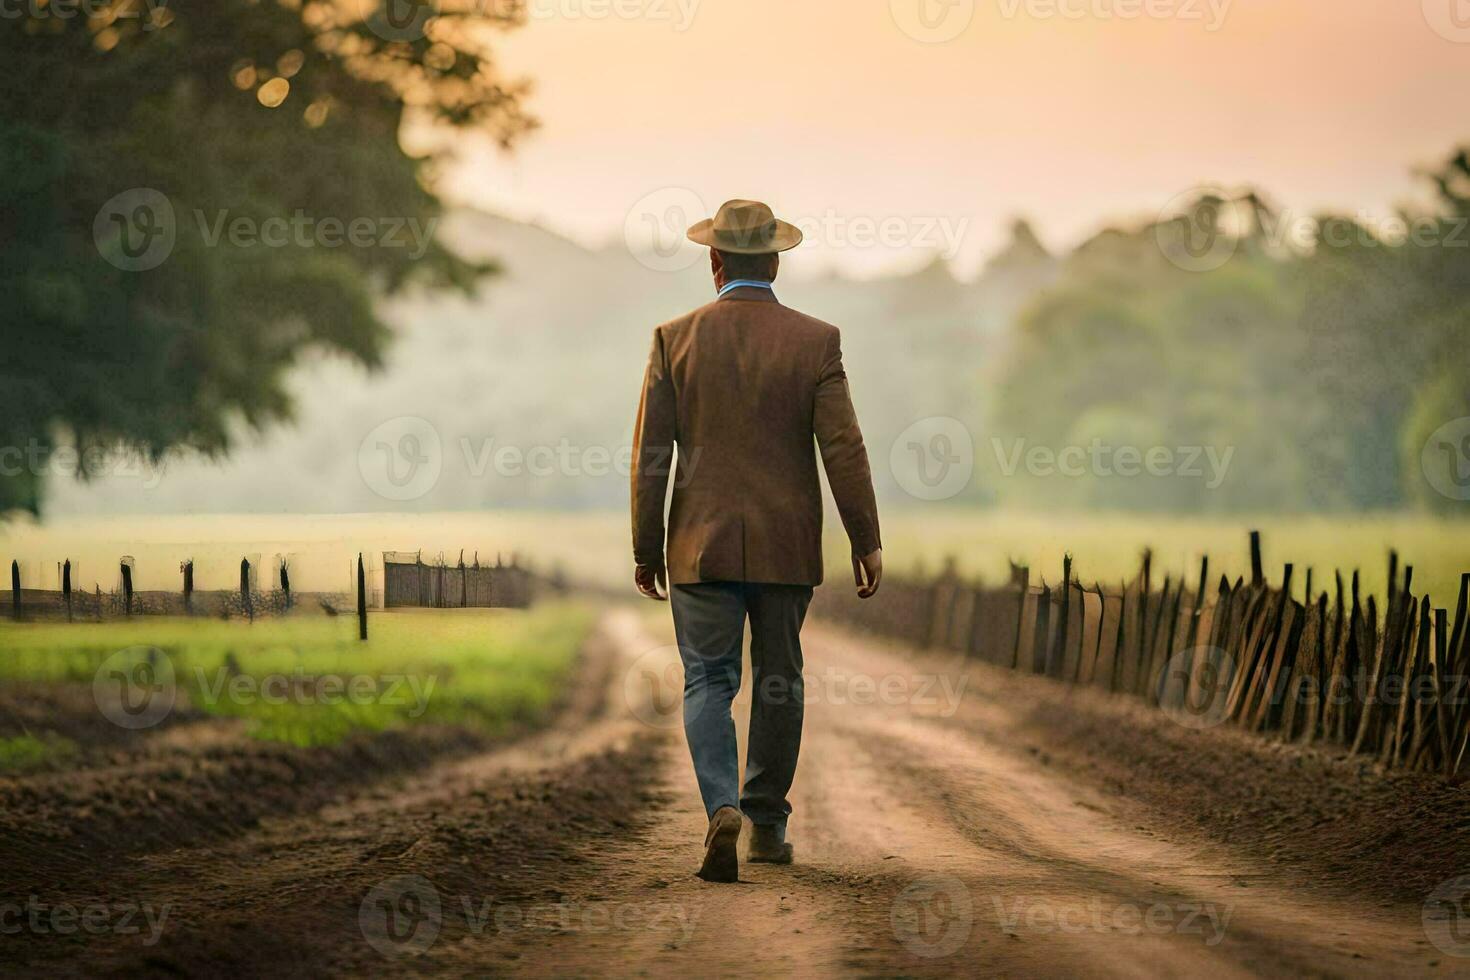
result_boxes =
[435,0,1470,277]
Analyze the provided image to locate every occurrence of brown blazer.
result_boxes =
[631,287,881,586]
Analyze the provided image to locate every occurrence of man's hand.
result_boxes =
[635,563,668,601]
[852,548,883,599]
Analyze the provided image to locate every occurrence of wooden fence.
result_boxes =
[815,532,1470,777]
[1,556,322,621]
[381,552,532,610]
[3,549,540,621]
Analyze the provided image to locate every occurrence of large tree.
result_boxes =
[0,0,533,513]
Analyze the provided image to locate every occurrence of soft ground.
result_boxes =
[3,604,1469,977]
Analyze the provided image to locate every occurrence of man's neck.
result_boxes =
[718,279,775,297]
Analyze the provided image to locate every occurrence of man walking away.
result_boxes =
[630,199,883,883]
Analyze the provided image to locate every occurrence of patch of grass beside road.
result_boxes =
[0,603,593,750]
[0,733,79,773]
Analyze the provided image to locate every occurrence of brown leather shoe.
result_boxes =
[696,806,742,883]
[745,822,793,864]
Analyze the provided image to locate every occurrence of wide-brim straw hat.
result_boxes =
[687,199,803,254]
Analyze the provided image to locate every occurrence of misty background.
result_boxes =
[41,168,1470,519]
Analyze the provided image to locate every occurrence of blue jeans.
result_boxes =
[670,581,813,833]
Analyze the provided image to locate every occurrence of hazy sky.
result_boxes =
[440,0,1468,277]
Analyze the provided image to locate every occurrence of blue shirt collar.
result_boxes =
[718,279,776,298]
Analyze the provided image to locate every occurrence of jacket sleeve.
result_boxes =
[814,329,882,557]
[631,327,676,568]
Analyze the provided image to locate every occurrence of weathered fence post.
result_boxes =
[967,585,988,659]
[1134,550,1153,695]
[1339,602,1357,736]
[1185,555,1209,652]
[1354,554,1400,754]
[1446,573,1470,771]
[1343,571,1365,739]
[1321,571,1347,740]
[1302,592,1330,745]
[182,560,194,614]
[1450,572,1469,674]
[1195,576,1236,719]
[1384,584,1423,766]
[1155,556,1208,711]
[1349,595,1381,752]
[240,557,253,622]
[357,553,368,641]
[10,560,19,620]
[1143,575,1173,701]
[1157,581,1184,706]
[1031,582,1052,675]
[1406,601,1441,768]
[1087,585,1107,686]
[1391,596,1432,768]
[1370,567,1413,759]
[927,557,963,650]
[1109,580,1128,693]
[62,559,72,622]
[1248,565,1297,731]
[1382,567,1416,762]
[1431,608,1452,772]
[120,561,134,616]
[280,560,291,610]
[1254,564,1294,722]
[1249,530,1264,587]
[1011,565,1029,670]
[1050,555,1072,679]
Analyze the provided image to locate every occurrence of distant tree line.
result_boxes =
[990,148,1470,515]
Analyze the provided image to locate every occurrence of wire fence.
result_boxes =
[3,549,541,622]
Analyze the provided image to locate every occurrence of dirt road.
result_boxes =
[5,606,1468,977]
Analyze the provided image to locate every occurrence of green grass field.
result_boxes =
[0,602,593,751]
[866,511,1470,607]
[7,510,1465,602]
[2,508,1465,628]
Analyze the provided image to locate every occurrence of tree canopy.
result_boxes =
[0,0,532,513]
